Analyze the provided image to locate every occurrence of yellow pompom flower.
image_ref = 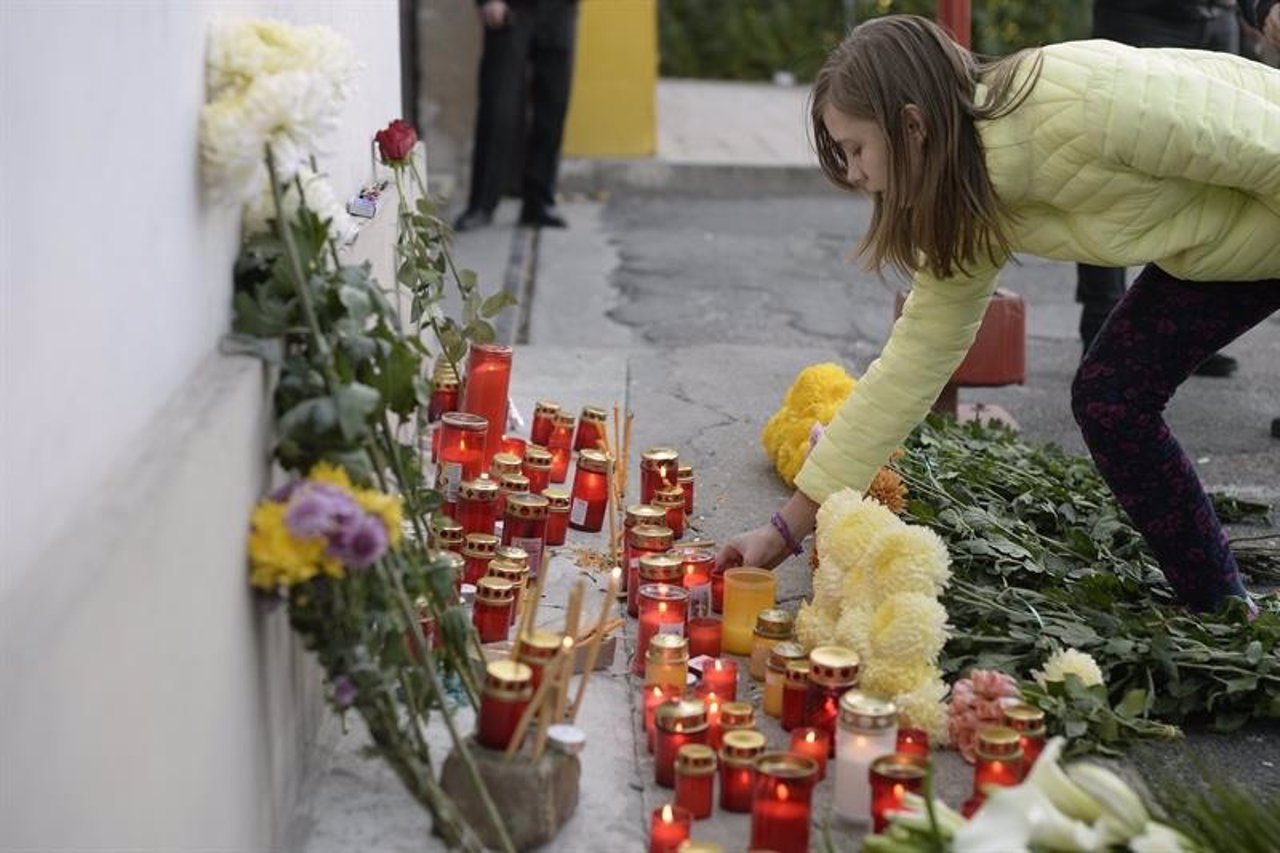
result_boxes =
[761,363,855,486]
[248,501,341,589]
[355,488,404,548]
[1034,648,1105,689]
[867,466,909,514]
[811,560,848,609]
[309,460,355,491]
[794,602,837,652]
[864,525,952,601]
[894,676,951,745]
[868,593,949,667]
[861,660,941,699]
[816,491,904,575]
[834,605,874,657]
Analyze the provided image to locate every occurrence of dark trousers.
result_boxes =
[1071,265,1280,610]
[1077,2,1240,346]
[467,0,577,216]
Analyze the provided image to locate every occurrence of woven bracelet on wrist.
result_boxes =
[770,512,804,556]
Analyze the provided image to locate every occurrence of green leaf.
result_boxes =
[338,285,372,324]
[481,290,517,318]
[457,268,478,290]
[279,396,337,436]
[1115,688,1148,718]
[466,319,496,344]
[371,338,425,417]
[1245,640,1263,665]
[332,383,380,441]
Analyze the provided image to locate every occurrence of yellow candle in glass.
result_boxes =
[645,634,690,692]
[721,568,776,655]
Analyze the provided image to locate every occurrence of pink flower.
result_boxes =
[946,669,1024,765]
[970,669,1019,699]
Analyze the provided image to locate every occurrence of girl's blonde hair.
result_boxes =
[811,15,1042,279]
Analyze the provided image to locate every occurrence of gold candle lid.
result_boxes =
[625,504,668,528]
[675,743,717,776]
[462,533,499,558]
[640,447,680,469]
[441,411,487,432]
[629,523,674,550]
[499,472,530,493]
[534,400,560,417]
[655,698,708,733]
[838,690,898,732]
[720,729,767,764]
[495,545,529,567]
[475,576,515,603]
[504,493,548,519]
[1002,703,1046,734]
[677,843,722,853]
[483,659,533,700]
[677,464,693,480]
[553,411,576,428]
[491,452,523,476]
[433,550,465,576]
[432,357,459,383]
[870,753,928,781]
[653,485,685,508]
[808,645,860,687]
[459,477,499,500]
[516,629,562,663]
[753,608,795,640]
[639,553,684,584]
[523,445,553,467]
[719,701,754,727]
[754,752,818,781]
[767,641,807,672]
[645,633,690,664]
[542,486,571,510]
[486,561,529,586]
[976,726,1024,761]
[784,660,812,686]
[576,448,611,474]
[580,405,608,423]
[433,518,464,545]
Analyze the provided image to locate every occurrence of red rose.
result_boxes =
[375,119,418,164]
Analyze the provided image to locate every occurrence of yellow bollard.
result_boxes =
[563,0,657,158]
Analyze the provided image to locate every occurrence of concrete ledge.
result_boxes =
[560,158,830,198]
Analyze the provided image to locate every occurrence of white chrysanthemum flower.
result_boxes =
[1034,648,1105,689]
[816,491,903,575]
[794,602,836,651]
[864,524,951,601]
[207,18,358,103]
[895,676,950,745]
[833,604,873,657]
[861,659,939,699]
[243,167,357,244]
[840,561,871,608]
[811,560,846,608]
[868,592,949,667]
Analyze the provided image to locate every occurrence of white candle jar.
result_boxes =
[834,690,898,823]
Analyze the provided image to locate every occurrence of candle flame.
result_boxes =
[661,804,673,822]
[658,602,667,614]
[893,783,905,799]
[777,784,790,802]
[610,566,622,582]
[562,636,574,650]
[805,731,817,744]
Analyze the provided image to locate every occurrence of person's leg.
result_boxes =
[1076,263,1127,352]
[1071,265,1280,611]
[520,0,576,223]
[464,11,535,220]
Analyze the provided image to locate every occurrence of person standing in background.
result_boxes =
[454,0,577,231]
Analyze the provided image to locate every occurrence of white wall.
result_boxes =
[0,1,401,849]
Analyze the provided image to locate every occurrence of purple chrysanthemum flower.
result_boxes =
[333,675,358,709]
[269,479,303,502]
[336,513,389,568]
[285,483,360,539]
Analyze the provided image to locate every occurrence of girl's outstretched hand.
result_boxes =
[717,523,790,571]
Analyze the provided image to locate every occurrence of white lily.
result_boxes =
[1022,737,1105,823]
[952,780,1109,853]
[1128,821,1198,853]
[897,792,968,835]
[1065,762,1149,841]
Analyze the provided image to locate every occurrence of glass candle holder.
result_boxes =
[460,343,512,467]
[542,487,570,546]
[790,727,830,781]
[574,404,609,451]
[530,400,560,448]
[515,628,561,693]
[569,448,611,532]
[719,729,766,813]
[432,517,465,556]
[638,553,684,600]
[870,753,928,832]
[896,725,931,759]
[627,525,676,616]
[500,436,527,460]
[764,641,806,718]
[472,577,515,643]
[546,412,575,483]
[654,485,686,540]
[700,658,738,702]
[491,452,523,480]
[702,694,724,751]
[677,464,694,515]
[962,726,1025,817]
[806,645,860,756]
[636,584,689,676]
[495,471,529,520]
[623,505,668,588]
[640,447,680,505]
[655,698,709,788]
[475,660,533,750]
[437,551,465,596]
[717,701,754,750]
[495,544,529,571]
[676,546,715,618]
[675,744,717,820]
[722,568,776,656]
[645,634,690,692]
[428,359,459,423]
[749,608,795,681]
[644,682,678,754]
[751,753,819,853]
[1002,703,1047,769]
[436,412,488,515]
[461,532,499,586]
[781,660,812,731]
[834,691,898,824]
[457,477,499,537]
[522,445,553,495]
[502,493,548,580]
[648,804,692,853]
[710,566,725,614]
[686,617,722,658]
[485,559,530,628]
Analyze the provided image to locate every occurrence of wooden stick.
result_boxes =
[513,557,551,658]
[503,654,562,759]
[553,581,586,721]
[532,637,574,760]
[569,567,620,722]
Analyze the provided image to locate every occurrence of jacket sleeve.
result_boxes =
[794,260,1001,503]
[1088,48,1280,206]
[1238,0,1277,29]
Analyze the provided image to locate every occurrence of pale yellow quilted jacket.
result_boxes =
[795,39,1280,504]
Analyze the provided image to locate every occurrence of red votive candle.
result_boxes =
[574,404,608,452]
[461,533,499,586]
[701,658,737,702]
[719,729,766,812]
[485,559,529,628]
[460,343,511,467]
[962,726,1024,817]
[500,435,527,460]
[569,448,611,532]
[751,753,819,853]
[542,487,570,546]
[687,617,722,657]
[428,359,459,423]
[675,743,717,819]
[676,546,715,618]
[655,698,709,788]
[472,577,515,643]
[546,412,575,483]
[640,447,680,505]
[654,485,686,540]
[648,804,692,853]
[644,682,678,753]
[715,701,753,752]
[436,412,488,515]
[623,505,667,589]
[628,525,676,616]
[1002,703,1047,769]
[432,517,465,556]
[636,584,689,676]
[530,400,559,448]
[703,694,723,750]
[456,477,499,537]
[522,445,553,495]
[677,464,694,515]
[807,645,860,756]
[781,660,811,731]
[871,753,928,832]
[896,726,931,759]
[790,727,830,781]
[501,493,548,580]
[515,629,561,694]
[475,660,532,750]
[710,566,725,614]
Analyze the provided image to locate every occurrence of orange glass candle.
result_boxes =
[530,400,560,447]
[677,546,715,619]
[542,487,570,546]
[655,699,708,788]
[475,660,532,750]
[574,404,608,451]
[962,726,1024,817]
[645,634,690,693]
[636,584,689,676]
[674,744,717,819]
[686,617,722,658]
[870,753,928,832]
[436,412,488,515]
[501,493,548,580]
[546,412,575,483]
[806,645,860,756]
[654,485,686,540]
[456,477,499,537]
[750,753,818,853]
[1002,703,1047,769]
[460,343,511,467]
[522,445,552,495]
[472,577,515,643]
[640,447,680,505]
[719,729,766,813]
[515,629,561,693]
[644,682,678,753]
[677,464,694,515]
[461,533,499,585]
[627,525,675,616]
[765,642,806,718]
[648,804,692,853]
[790,727,830,781]
[568,448,610,532]
[781,661,811,731]
[701,658,737,702]
[896,726,931,759]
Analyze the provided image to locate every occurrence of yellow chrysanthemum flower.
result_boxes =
[867,466,909,514]
[868,593,949,667]
[794,603,837,652]
[761,363,856,486]
[816,491,904,575]
[309,461,355,491]
[861,660,940,699]
[895,676,951,745]
[248,501,332,589]
[864,525,952,601]
[355,488,404,548]
[1034,647,1105,689]
[811,560,848,609]
[833,605,874,658]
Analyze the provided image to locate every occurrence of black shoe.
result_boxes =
[518,206,568,228]
[1192,352,1238,378]
[1270,417,1280,439]
[452,209,492,232]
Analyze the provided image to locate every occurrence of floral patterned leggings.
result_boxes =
[1070,264,1280,612]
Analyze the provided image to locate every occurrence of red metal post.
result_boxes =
[937,0,972,48]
